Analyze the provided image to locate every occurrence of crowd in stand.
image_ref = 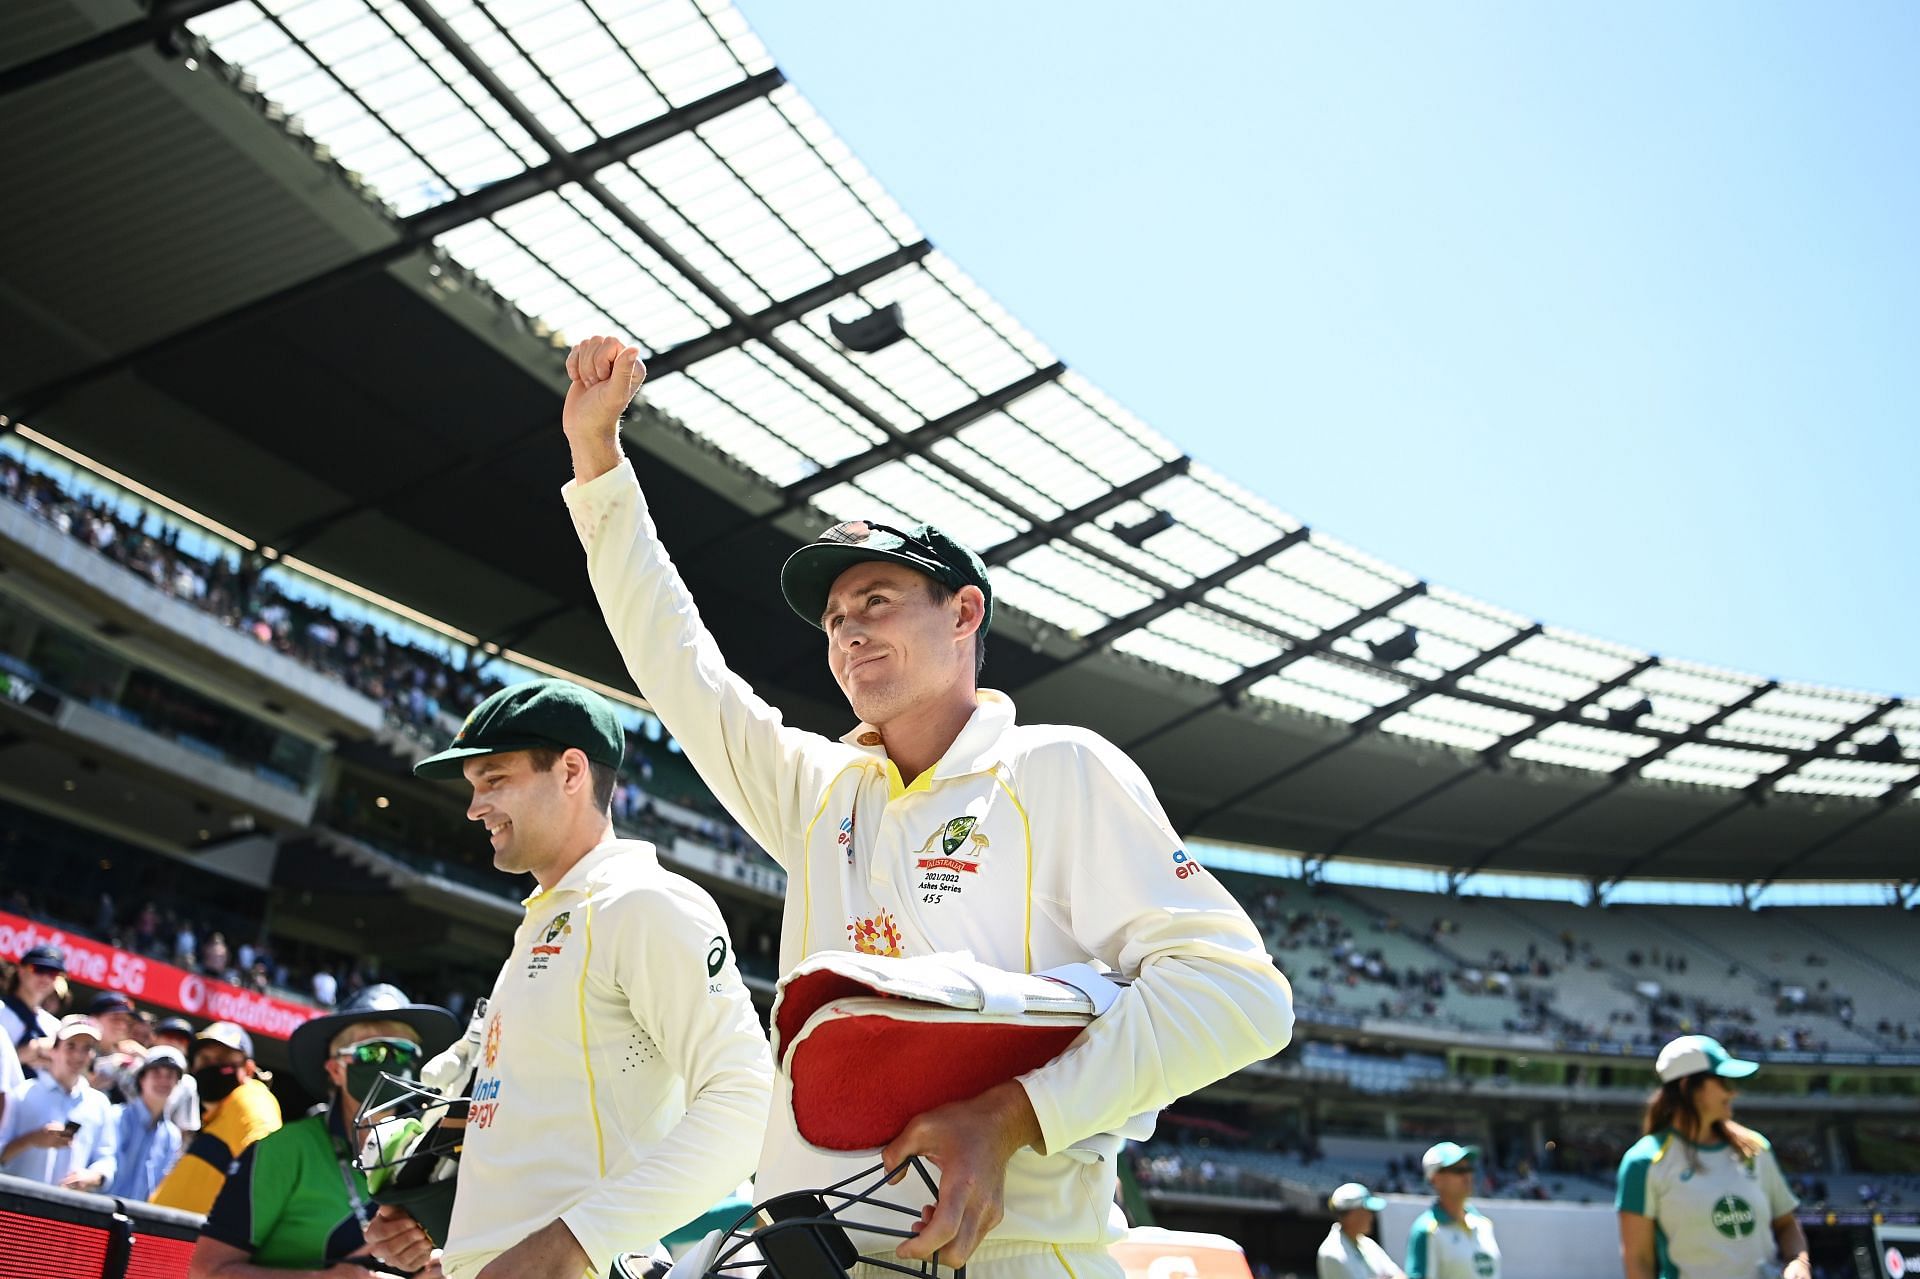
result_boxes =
[1248,891,1561,1038]
[2,947,209,1202]
[0,446,760,837]
[1235,879,1918,1055]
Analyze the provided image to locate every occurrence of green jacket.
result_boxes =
[201,1109,373,1269]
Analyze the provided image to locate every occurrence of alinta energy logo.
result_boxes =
[1711,1194,1757,1239]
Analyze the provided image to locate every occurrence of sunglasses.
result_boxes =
[333,1039,423,1068]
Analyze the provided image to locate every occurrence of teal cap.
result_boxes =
[1655,1034,1760,1083]
[1422,1142,1479,1176]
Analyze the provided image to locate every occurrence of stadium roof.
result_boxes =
[1,0,1914,886]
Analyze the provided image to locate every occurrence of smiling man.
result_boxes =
[555,336,1295,1279]
[364,679,774,1279]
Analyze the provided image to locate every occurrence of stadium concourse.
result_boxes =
[1,2,1917,1278]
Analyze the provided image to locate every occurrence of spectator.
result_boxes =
[108,1045,187,1200]
[2,945,65,1075]
[1406,1143,1501,1279]
[150,1021,281,1214]
[88,990,144,1053]
[0,1015,117,1188]
[1320,1183,1405,1279]
[152,1017,202,1134]
[312,969,338,1008]
[91,1048,143,1100]
[200,933,231,981]
[189,986,456,1278]
[0,1026,21,1117]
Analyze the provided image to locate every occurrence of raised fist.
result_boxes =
[563,335,647,445]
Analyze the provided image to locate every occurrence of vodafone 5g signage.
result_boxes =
[0,910,316,1040]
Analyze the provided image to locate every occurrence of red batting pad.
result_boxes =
[775,967,877,1053]
[788,1011,1084,1151]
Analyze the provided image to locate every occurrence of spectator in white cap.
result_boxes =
[108,1045,187,1200]
[1405,1142,1499,1279]
[1320,1182,1404,1279]
[152,1020,282,1214]
[153,1016,202,1135]
[0,1014,117,1188]
[1617,1035,1807,1279]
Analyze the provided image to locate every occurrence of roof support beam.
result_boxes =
[0,69,784,422]
[1460,681,1777,883]
[1071,529,1310,656]
[1317,656,1661,864]
[261,240,916,552]
[395,0,1069,549]
[1750,772,1920,888]
[1604,699,1901,883]
[1136,581,1426,758]
[679,362,1065,560]
[0,0,240,100]
[645,240,932,379]
[776,363,1068,510]
[1170,623,1544,820]
[983,455,1192,566]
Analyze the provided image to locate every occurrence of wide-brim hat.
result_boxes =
[288,984,458,1098]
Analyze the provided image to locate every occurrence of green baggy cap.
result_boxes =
[414,679,624,780]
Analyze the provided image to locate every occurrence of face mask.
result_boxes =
[195,1063,242,1102]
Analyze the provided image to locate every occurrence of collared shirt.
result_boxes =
[1406,1202,1500,1279]
[563,459,1294,1252]
[1617,1128,1798,1279]
[150,1077,281,1214]
[202,1110,371,1269]
[1320,1224,1404,1279]
[440,841,774,1279]
[107,1100,183,1200]
[0,1072,117,1185]
[0,996,58,1079]
[0,1032,20,1097]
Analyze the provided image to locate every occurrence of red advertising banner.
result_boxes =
[0,910,317,1041]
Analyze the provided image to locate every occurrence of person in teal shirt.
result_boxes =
[188,986,456,1279]
[1616,1036,1807,1279]
[1404,1142,1500,1279]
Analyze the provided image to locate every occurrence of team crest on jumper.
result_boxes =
[526,910,572,976]
[913,814,989,904]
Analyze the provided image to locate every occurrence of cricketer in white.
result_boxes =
[559,336,1295,1279]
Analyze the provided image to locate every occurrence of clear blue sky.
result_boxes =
[734,1,1918,698]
